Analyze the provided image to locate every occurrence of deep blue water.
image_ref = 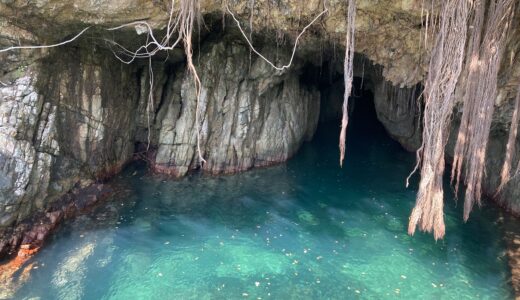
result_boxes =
[13,100,514,299]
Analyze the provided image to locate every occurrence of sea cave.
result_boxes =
[1,0,520,298]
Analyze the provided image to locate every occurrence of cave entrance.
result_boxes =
[299,59,388,149]
[316,75,384,136]
[298,55,423,160]
[296,57,421,170]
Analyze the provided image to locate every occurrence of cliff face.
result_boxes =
[0,0,519,259]
[150,38,319,176]
[0,47,141,256]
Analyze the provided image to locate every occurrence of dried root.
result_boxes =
[451,0,515,220]
[339,0,356,167]
[409,0,470,240]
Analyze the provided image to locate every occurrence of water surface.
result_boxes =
[15,106,513,299]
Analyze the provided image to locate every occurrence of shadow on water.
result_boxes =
[13,89,514,299]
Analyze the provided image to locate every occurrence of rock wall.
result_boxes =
[0,47,140,225]
[152,38,319,176]
[0,46,142,256]
[373,80,422,152]
[371,78,520,215]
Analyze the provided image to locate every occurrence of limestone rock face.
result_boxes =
[0,74,53,227]
[373,80,422,152]
[0,47,141,234]
[152,39,320,176]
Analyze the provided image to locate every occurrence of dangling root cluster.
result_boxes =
[408,0,471,240]
[451,0,515,221]
[410,0,516,239]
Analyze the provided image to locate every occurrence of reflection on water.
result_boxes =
[13,116,514,299]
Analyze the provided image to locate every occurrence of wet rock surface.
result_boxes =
[151,38,319,176]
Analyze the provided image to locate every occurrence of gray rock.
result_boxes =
[152,39,320,176]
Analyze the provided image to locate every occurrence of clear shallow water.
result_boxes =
[15,106,513,299]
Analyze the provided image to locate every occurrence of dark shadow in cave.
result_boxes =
[299,59,389,146]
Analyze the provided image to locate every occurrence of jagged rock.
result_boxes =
[152,39,320,176]
[0,46,140,236]
[373,80,422,152]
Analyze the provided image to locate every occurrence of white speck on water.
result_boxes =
[255,281,260,287]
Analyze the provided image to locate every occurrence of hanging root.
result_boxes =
[339,0,356,167]
[0,27,91,53]
[450,0,487,196]
[409,0,470,240]
[226,5,327,71]
[106,0,206,165]
[497,85,520,194]
[179,0,206,165]
[450,0,515,221]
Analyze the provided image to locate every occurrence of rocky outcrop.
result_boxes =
[373,80,422,152]
[0,0,431,85]
[152,38,319,176]
[0,45,141,256]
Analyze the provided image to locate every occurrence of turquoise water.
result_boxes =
[14,104,513,299]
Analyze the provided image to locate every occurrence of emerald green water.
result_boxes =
[15,103,513,299]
